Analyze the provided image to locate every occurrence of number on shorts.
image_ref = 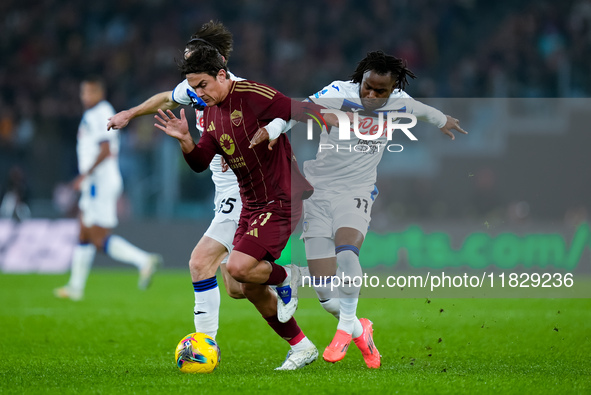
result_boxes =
[218,197,236,214]
[252,212,272,227]
[259,212,272,226]
[354,198,369,213]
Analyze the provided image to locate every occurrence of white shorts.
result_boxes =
[304,236,336,260]
[79,175,123,229]
[301,185,378,241]
[204,184,241,263]
[204,219,238,264]
[211,184,242,224]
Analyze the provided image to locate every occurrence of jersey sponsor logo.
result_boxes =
[230,109,243,126]
[309,109,418,142]
[207,121,216,132]
[219,134,235,155]
[228,156,246,169]
[197,112,204,130]
[314,88,328,98]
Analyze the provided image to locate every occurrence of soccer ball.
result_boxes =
[175,332,220,373]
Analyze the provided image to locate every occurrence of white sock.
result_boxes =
[104,235,150,269]
[68,243,96,292]
[336,249,363,335]
[193,276,221,340]
[313,275,340,319]
[291,336,314,352]
[352,318,363,338]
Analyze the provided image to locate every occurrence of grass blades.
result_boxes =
[1,269,590,394]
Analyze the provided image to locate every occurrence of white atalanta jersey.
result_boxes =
[303,80,447,193]
[171,72,244,191]
[76,100,121,181]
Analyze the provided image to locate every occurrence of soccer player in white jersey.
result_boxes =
[54,77,162,301]
[253,51,467,368]
[106,22,292,341]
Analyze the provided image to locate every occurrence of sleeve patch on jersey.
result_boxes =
[370,185,379,201]
[314,88,329,98]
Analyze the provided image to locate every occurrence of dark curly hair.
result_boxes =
[185,20,233,62]
[179,45,227,77]
[350,51,416,90]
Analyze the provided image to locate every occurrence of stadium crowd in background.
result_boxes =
[0,0,589,220]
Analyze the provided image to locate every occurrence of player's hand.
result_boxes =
[107,110,132,130]
[440,115,467,140]
[249,127,278,150]
[220,157,229,172]
[154,109,194,152]
[70,174,85,191]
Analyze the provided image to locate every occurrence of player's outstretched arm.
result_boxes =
[155,108,217,173]
[402,98,467,140]
[440,115,468,140]
[154,108,195,153]
[107,91,178,130]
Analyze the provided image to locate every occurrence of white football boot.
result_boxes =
[275,264,301,323]
[138,253,162,290]
[275,343,319,371]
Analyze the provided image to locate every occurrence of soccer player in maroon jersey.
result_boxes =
[154,45,342,370]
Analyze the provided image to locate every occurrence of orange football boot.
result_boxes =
[353,318,381,368]
[323,329,352,363]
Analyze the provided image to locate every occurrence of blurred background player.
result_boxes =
[107,21,286,340]
[0,165,31,222]
[54,77,162,301]
[253,50,466,368]
[153,45,343,370]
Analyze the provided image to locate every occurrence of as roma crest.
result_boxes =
[231,110,243,127]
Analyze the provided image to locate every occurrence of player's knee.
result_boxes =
[226,262,249,283]
[188,256,205,272]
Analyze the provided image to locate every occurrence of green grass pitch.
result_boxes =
[1,269,590,394]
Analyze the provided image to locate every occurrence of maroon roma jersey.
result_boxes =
[184,79,319,210]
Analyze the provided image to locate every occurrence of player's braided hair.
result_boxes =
[185,20,233,62]
[350,51,416,90]
[179,45,227,77]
